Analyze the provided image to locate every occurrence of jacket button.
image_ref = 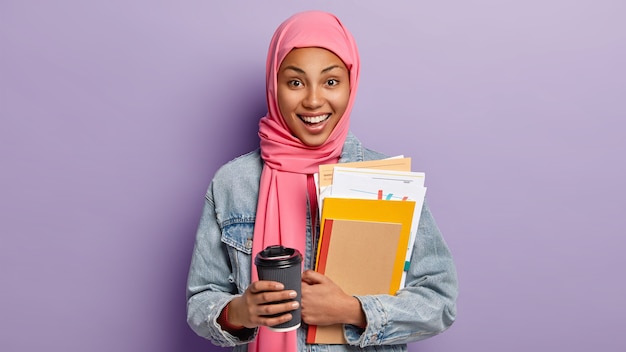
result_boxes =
[245,239,253,249]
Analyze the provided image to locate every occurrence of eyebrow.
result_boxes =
[283,64,345,75]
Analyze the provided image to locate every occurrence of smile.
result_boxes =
[298,114,330,124]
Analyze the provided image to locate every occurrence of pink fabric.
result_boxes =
[249,10,360,352]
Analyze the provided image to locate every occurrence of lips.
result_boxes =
[298,114,330,125]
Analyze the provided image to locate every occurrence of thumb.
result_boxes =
[302,270,326,284]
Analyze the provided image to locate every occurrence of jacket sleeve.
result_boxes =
[186,182,257,347]
[344,200,458,347]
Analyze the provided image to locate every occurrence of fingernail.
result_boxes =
[289,291,297,298]
[275,283,285,290]
[291,301,299,308]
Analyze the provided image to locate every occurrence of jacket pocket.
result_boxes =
[220,220,254,292]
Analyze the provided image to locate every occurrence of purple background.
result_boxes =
[2,0,625,351]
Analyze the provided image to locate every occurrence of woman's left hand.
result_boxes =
[300,270,366,327]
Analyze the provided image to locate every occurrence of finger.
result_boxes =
[257,312,294,328]
[250,299,299,328]
[248,280,285,293]
[253,289,297,306]
[254,299,300,318]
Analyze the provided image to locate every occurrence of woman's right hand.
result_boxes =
[226,280,299,329]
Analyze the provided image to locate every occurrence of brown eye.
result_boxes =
[288,80,303,87]
[327,79,339,86]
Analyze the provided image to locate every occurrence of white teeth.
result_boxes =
[300,114,330,124]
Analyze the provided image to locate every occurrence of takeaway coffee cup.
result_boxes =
[254,245,303,332]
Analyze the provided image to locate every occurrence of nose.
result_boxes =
[302,86,323,109]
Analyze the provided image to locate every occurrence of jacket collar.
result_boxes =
[338,132,364,163]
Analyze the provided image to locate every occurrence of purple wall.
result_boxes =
[2,1,625,351]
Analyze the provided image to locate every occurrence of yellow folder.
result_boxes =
[307,197,416,344]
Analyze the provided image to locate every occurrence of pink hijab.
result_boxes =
[250,10,360,351]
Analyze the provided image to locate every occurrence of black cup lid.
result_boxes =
[255,245,302,267]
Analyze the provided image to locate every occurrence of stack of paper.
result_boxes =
[307,157,427,344]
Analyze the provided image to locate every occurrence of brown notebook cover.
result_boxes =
[307,218,404,344]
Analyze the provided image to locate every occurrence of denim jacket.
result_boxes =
[186,133,458,352]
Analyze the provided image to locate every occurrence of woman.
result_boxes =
[186,10,458,352]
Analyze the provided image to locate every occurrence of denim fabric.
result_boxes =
[186,133,458,351]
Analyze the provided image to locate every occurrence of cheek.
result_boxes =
[331,89,350,115]
[276,92,291,118]
[277,89,299,112]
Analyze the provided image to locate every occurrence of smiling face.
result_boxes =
[276,47,350,147]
